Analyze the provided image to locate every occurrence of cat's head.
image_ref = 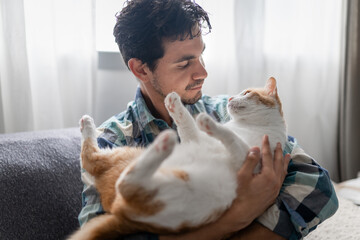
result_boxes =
[227,77,283,121]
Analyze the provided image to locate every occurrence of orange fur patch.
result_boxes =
[95,147,143,211]
[159,168,190,182]
[172,169,190,181]
[246,88,284,117]
[81,138,144,211]
[116,183,165,216]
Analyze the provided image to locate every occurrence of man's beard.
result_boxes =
[151,78,203,105]
[182,91,202,105]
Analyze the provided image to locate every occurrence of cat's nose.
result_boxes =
[228,97,234,102]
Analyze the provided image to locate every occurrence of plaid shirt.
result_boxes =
[79,87,338,240]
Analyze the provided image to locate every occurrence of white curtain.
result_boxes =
[201,0,344,181]
[339,0,360,181]
[0,0,96,133]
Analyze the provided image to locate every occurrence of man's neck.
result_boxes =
[140,86,173,126]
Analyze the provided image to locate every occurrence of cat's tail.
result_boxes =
[67,214,136,240]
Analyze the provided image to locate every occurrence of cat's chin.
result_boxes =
[228,100,246,109]
[228,106,246,116]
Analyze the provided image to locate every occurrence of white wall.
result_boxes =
[93,52,138,126]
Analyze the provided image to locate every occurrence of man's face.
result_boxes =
[148,35,207,104]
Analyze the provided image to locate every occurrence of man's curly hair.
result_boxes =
[113,0,211,71]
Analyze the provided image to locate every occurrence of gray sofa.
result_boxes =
[0,128,83,240]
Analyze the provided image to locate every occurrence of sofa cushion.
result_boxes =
[0,128,82,240]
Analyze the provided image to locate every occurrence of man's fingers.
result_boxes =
[240,147,260,177]
[273,142,285,175]
[260,135,273,169]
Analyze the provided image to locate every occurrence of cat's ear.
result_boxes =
[265,77,277,96]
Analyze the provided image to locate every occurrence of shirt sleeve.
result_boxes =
[256,136,339,239]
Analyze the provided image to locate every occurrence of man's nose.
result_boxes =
[193,60,208,80]
[192,57,208,80]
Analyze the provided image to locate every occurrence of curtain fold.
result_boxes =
[339,0,360,181]
[0,0,96,133]
[0,0,34,133]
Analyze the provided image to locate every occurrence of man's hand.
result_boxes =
[160,135,290,240]
[217,135,291,233]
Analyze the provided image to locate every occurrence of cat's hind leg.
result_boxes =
[118,129,177,186]
[80,115,97,142]
[79,115,107,176]
[196,113,249,167]
[165,92,201,143]
[115,130,177,216]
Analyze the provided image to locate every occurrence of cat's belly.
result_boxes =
[136,175,237,229]
[134,143,238,229]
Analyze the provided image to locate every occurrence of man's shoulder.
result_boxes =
[96,102,137,148]
[98,104,134,130]
[96,98,166,148]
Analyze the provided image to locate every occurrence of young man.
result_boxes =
[79,0,338,239]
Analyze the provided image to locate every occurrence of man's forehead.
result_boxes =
[161,36,205,62]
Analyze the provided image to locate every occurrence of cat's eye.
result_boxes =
[243,90,251,95]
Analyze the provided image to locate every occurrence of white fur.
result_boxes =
[115,79,287,230]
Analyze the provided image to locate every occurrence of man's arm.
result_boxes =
[160,135,290,240]
[229,222,285,240]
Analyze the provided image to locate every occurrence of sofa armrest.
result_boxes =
[0,128,82,240]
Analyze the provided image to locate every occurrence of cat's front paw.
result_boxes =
[154,129,177,158]
[80,115,96,139]
[196,113,217,136]
[165,92,185,124]
[165,92,181,113]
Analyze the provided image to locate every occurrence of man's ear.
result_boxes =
[128,58,151,83]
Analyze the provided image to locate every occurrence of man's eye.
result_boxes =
[178,62,190,68]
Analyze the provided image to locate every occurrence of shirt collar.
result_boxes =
[133,87,158,129]
[132,87,205,130]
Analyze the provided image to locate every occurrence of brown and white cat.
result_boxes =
[69,77,287,239]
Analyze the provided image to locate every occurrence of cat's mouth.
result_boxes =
[228,102,246,110]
